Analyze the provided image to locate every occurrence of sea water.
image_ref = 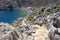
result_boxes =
[0,9,27,23]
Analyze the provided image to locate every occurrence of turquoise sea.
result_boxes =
[0,9,27,23]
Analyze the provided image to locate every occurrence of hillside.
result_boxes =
[0,0,60,10]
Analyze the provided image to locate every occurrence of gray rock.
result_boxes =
[0,0,19,11]
[38,7,45,13]
[52,4,58,9]
[58,28,60,33]
[53,16,60,28]
[45,7,52,12]
[54,34,60,40]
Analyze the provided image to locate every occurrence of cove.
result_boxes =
[0,9,27,23]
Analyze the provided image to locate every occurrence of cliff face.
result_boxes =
[0,0,60,10]
[0,4,60,40]
[0,0,18,10]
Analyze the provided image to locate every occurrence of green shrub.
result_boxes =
[39,12,44,17]
[53,8,60,13]
[33,27,40,30]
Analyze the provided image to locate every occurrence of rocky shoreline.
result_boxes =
[0,5,60,40]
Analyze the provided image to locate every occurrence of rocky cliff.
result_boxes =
[0,0,60,10]
[0,5,60,40]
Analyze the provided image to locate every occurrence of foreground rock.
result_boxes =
[0,22,49,40]
[0,22,23,40]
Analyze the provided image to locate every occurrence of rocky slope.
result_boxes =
[0,5,60,40]
[12,5,60,40]
[0,0,18,10]
[0,0,60,10]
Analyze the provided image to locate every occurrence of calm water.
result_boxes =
[0,9,26,23]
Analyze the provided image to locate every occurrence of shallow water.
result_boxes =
[0,9,26,23]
